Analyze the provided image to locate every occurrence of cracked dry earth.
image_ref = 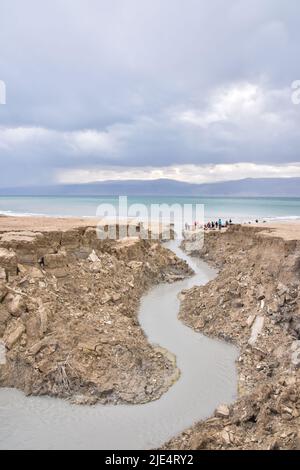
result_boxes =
[0,224,191,405]
[164,225,300,450]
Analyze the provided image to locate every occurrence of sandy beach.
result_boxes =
[1,214,300,237]
[247,220,300,241]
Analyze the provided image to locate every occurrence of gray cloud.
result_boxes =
[0,0,300,186]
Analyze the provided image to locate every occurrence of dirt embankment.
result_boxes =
[0,224,191,405]
[165,224,300,450]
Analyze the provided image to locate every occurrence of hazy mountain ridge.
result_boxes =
[0,178,300,197]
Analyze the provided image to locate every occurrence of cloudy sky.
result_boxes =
[0,0,300,187]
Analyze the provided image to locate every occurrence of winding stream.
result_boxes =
[0,240,238,450]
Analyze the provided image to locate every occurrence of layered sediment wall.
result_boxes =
[165,225,300,450]
[0,223,191,405]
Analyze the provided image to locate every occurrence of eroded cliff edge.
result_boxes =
[164,224,300,450]
[0,223,191,405]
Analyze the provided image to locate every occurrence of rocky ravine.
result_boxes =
[165,225,300,450]
[0,225,191,405]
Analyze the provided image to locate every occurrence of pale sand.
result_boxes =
[0,215,156,234]
[247,220,300,241]
[1,215,300,241]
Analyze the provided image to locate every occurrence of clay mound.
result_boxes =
[0,225,191,405]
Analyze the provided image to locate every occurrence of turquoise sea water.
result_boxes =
[1,195,300,223]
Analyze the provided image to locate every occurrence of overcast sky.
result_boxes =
[0,0,300,186]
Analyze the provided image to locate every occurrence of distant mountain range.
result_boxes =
[1,178,300,197]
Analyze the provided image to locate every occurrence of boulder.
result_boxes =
[17,264,27,275]
[5,323,26,349]
[127,261,143,270]
[0,340,6,365]
[88,250,100,263]
[0,305,10,326]
[277,282,288,296]
[60,229,81,250]
[246,314,256,327]
[78,340,98,353]
[189,432,210,450]
[89,261,102,273]
[27,337,57,356]
[43,251,67,269]
[220,429,231,445]
[0,267,6,281]
[215,404,230,418]
[0,282,7,302]
[49,268,69,278]
[0,248,17,275]
[39,304,48,337]
[27,266,44,279]
[101,292,112,304]
[7,294,26,317]
[112,292,121,302]
[248,316,264,346]
[291,341,300,369]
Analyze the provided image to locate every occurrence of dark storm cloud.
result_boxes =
[0,0,300,185]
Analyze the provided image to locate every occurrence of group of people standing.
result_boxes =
[184,219,233,231]
[204,219,232,230]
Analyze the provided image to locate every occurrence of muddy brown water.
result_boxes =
[0,241,238,449]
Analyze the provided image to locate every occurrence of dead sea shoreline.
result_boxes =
[164,223,300,450]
